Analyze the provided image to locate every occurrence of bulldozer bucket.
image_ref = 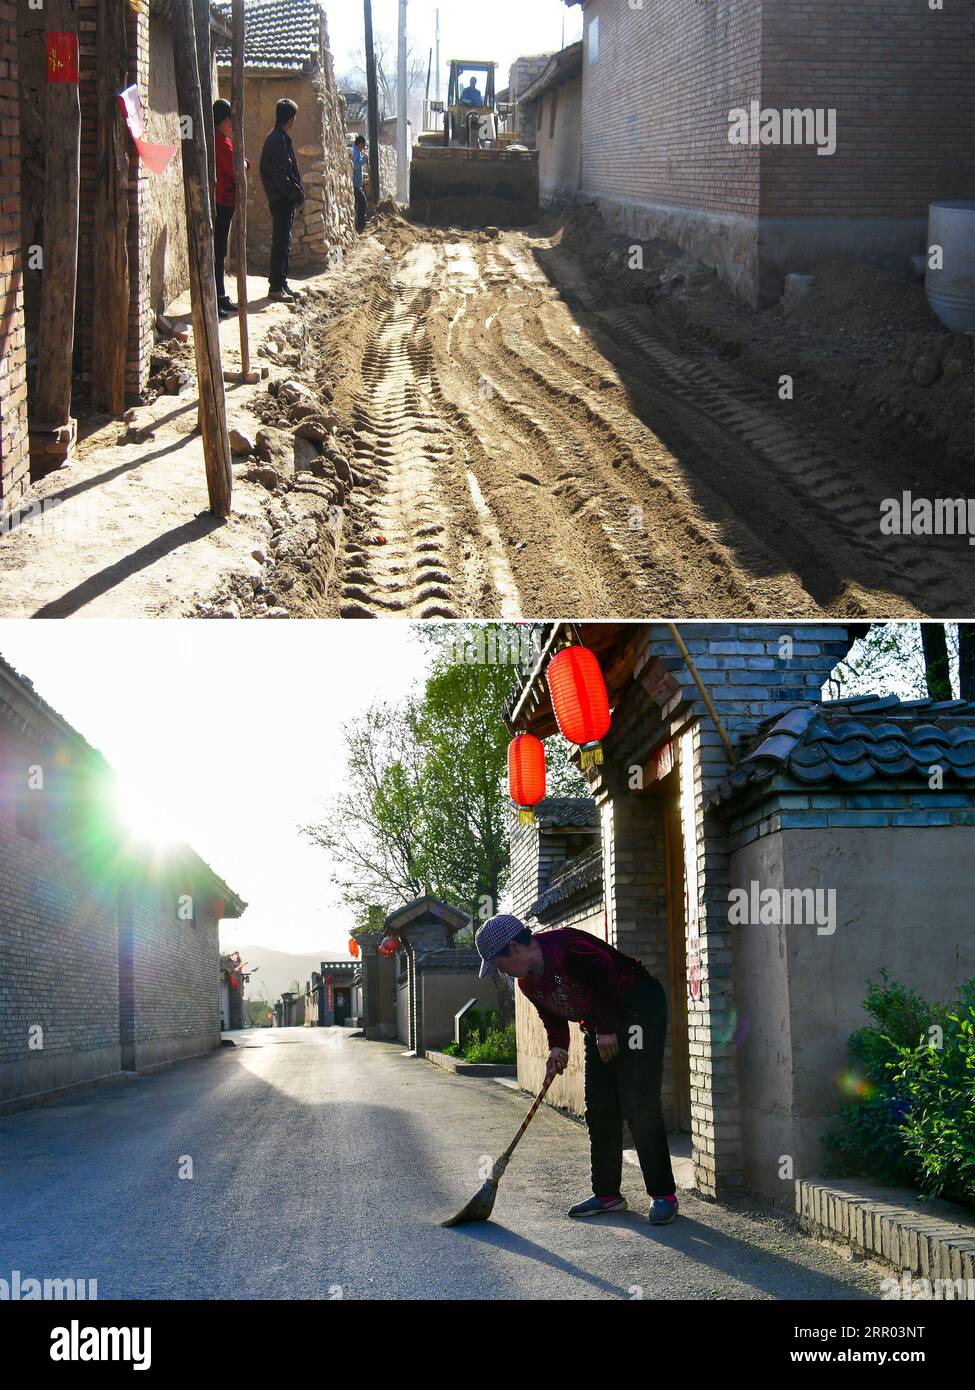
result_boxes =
[409,146,540,227]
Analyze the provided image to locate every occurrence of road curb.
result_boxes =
[796,1178,975,1298]
[425,1049,516,1078]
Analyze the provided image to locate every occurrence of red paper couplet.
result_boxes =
[46,33,79,84]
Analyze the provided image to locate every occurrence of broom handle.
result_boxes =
[499,1072,555,1164]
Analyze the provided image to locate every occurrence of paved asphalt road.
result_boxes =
[1,1028,883,1300]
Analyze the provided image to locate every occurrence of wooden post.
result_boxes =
[193,0,216,220]
[171,0,232,517]
[363,0,381,205]
[34,0,80,442]
[91,0,129,416]
[231,0,250,377]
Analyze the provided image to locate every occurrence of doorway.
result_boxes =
[334,986,349,1026]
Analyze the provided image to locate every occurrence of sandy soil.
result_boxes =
[3,210,971,620]
[296,213,973,619]
[0,272,344,619]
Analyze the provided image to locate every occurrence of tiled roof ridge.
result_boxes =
[529,842,604,918]
[709,693,975,808]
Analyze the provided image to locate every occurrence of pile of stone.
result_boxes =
[147,337,194,396]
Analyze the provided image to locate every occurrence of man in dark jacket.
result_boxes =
[476,913,679,1226]
[259,98,306,303]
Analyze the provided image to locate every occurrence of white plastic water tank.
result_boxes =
[925,199,975,332]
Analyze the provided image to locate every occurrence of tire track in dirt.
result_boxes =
[320,223,970,619]
[338,244,520,618]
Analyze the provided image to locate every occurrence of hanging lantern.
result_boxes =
[546,646,611,771]
[348,938,360,958]
[378,934,401,958]
[508,732,546,826]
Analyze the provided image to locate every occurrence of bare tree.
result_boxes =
[339,32,427,120]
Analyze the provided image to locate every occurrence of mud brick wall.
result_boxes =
[0,1,27,515]
[145,10,190,316]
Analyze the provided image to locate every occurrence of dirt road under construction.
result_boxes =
[304,219,972,620]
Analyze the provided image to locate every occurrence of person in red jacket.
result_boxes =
[476,913,679,1225]
[213,99,250,319]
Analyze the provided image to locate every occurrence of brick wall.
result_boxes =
[588,622,852,1197]
[760,0,974,220]
[129,873,222,1069]
[575,0,975,304]
[579,0,762,218]
[0,687,235,1109]
[0,719,122,1105]
[0,0,28,515]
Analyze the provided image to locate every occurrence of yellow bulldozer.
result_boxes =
[409,59,539,227]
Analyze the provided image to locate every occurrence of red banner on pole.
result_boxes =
[46,32,79,84]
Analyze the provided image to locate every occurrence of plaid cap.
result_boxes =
[475,913,526,977]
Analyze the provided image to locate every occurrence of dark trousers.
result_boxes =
[214,203,235,300]
[268,197,295,291]
[354,186,368,233]
[584,972,676,1199]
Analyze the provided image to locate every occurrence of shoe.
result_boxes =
[649,1195,679,1225]
[217,304,231,319]
[218,296,238,312]
[282,282,306,301]
[568,1194,628,1218]
[269,289,295,303]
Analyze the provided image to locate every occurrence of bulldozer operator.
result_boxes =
[459,77,484,107]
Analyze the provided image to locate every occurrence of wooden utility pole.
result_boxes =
[91,0,129,416]
[193,0,216,219]
[34,0,80,439]
[363,0,381,205]
[171,0,232,517]
[231,0,251,377]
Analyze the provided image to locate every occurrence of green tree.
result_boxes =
[301,623,585,923]
[827,623,963,701]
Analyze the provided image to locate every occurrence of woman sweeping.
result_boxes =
[475,914,679,1225]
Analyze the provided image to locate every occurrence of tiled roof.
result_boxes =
[529,843,603,918]
[213,0,323,72]
[709,694,975,808]
[533,796,598,828]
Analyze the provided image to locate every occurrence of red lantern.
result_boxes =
[348,938,360,958]
[378,934,400,957]
[508,733,546,826]
[546,646,611,771]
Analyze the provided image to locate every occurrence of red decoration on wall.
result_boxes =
[378,934,400,958]
[326,975,333,1011]
[46,33,79,84]
[508,733,546,826]
[546,646,611,771]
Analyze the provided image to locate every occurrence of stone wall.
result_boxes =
[220,58,354,273]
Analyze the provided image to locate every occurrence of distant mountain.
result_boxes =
[227,944,352,1003]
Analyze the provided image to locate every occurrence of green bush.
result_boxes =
[441,1041,460,1057]
[463,1023,517,1065]
[822,971,975,1209]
